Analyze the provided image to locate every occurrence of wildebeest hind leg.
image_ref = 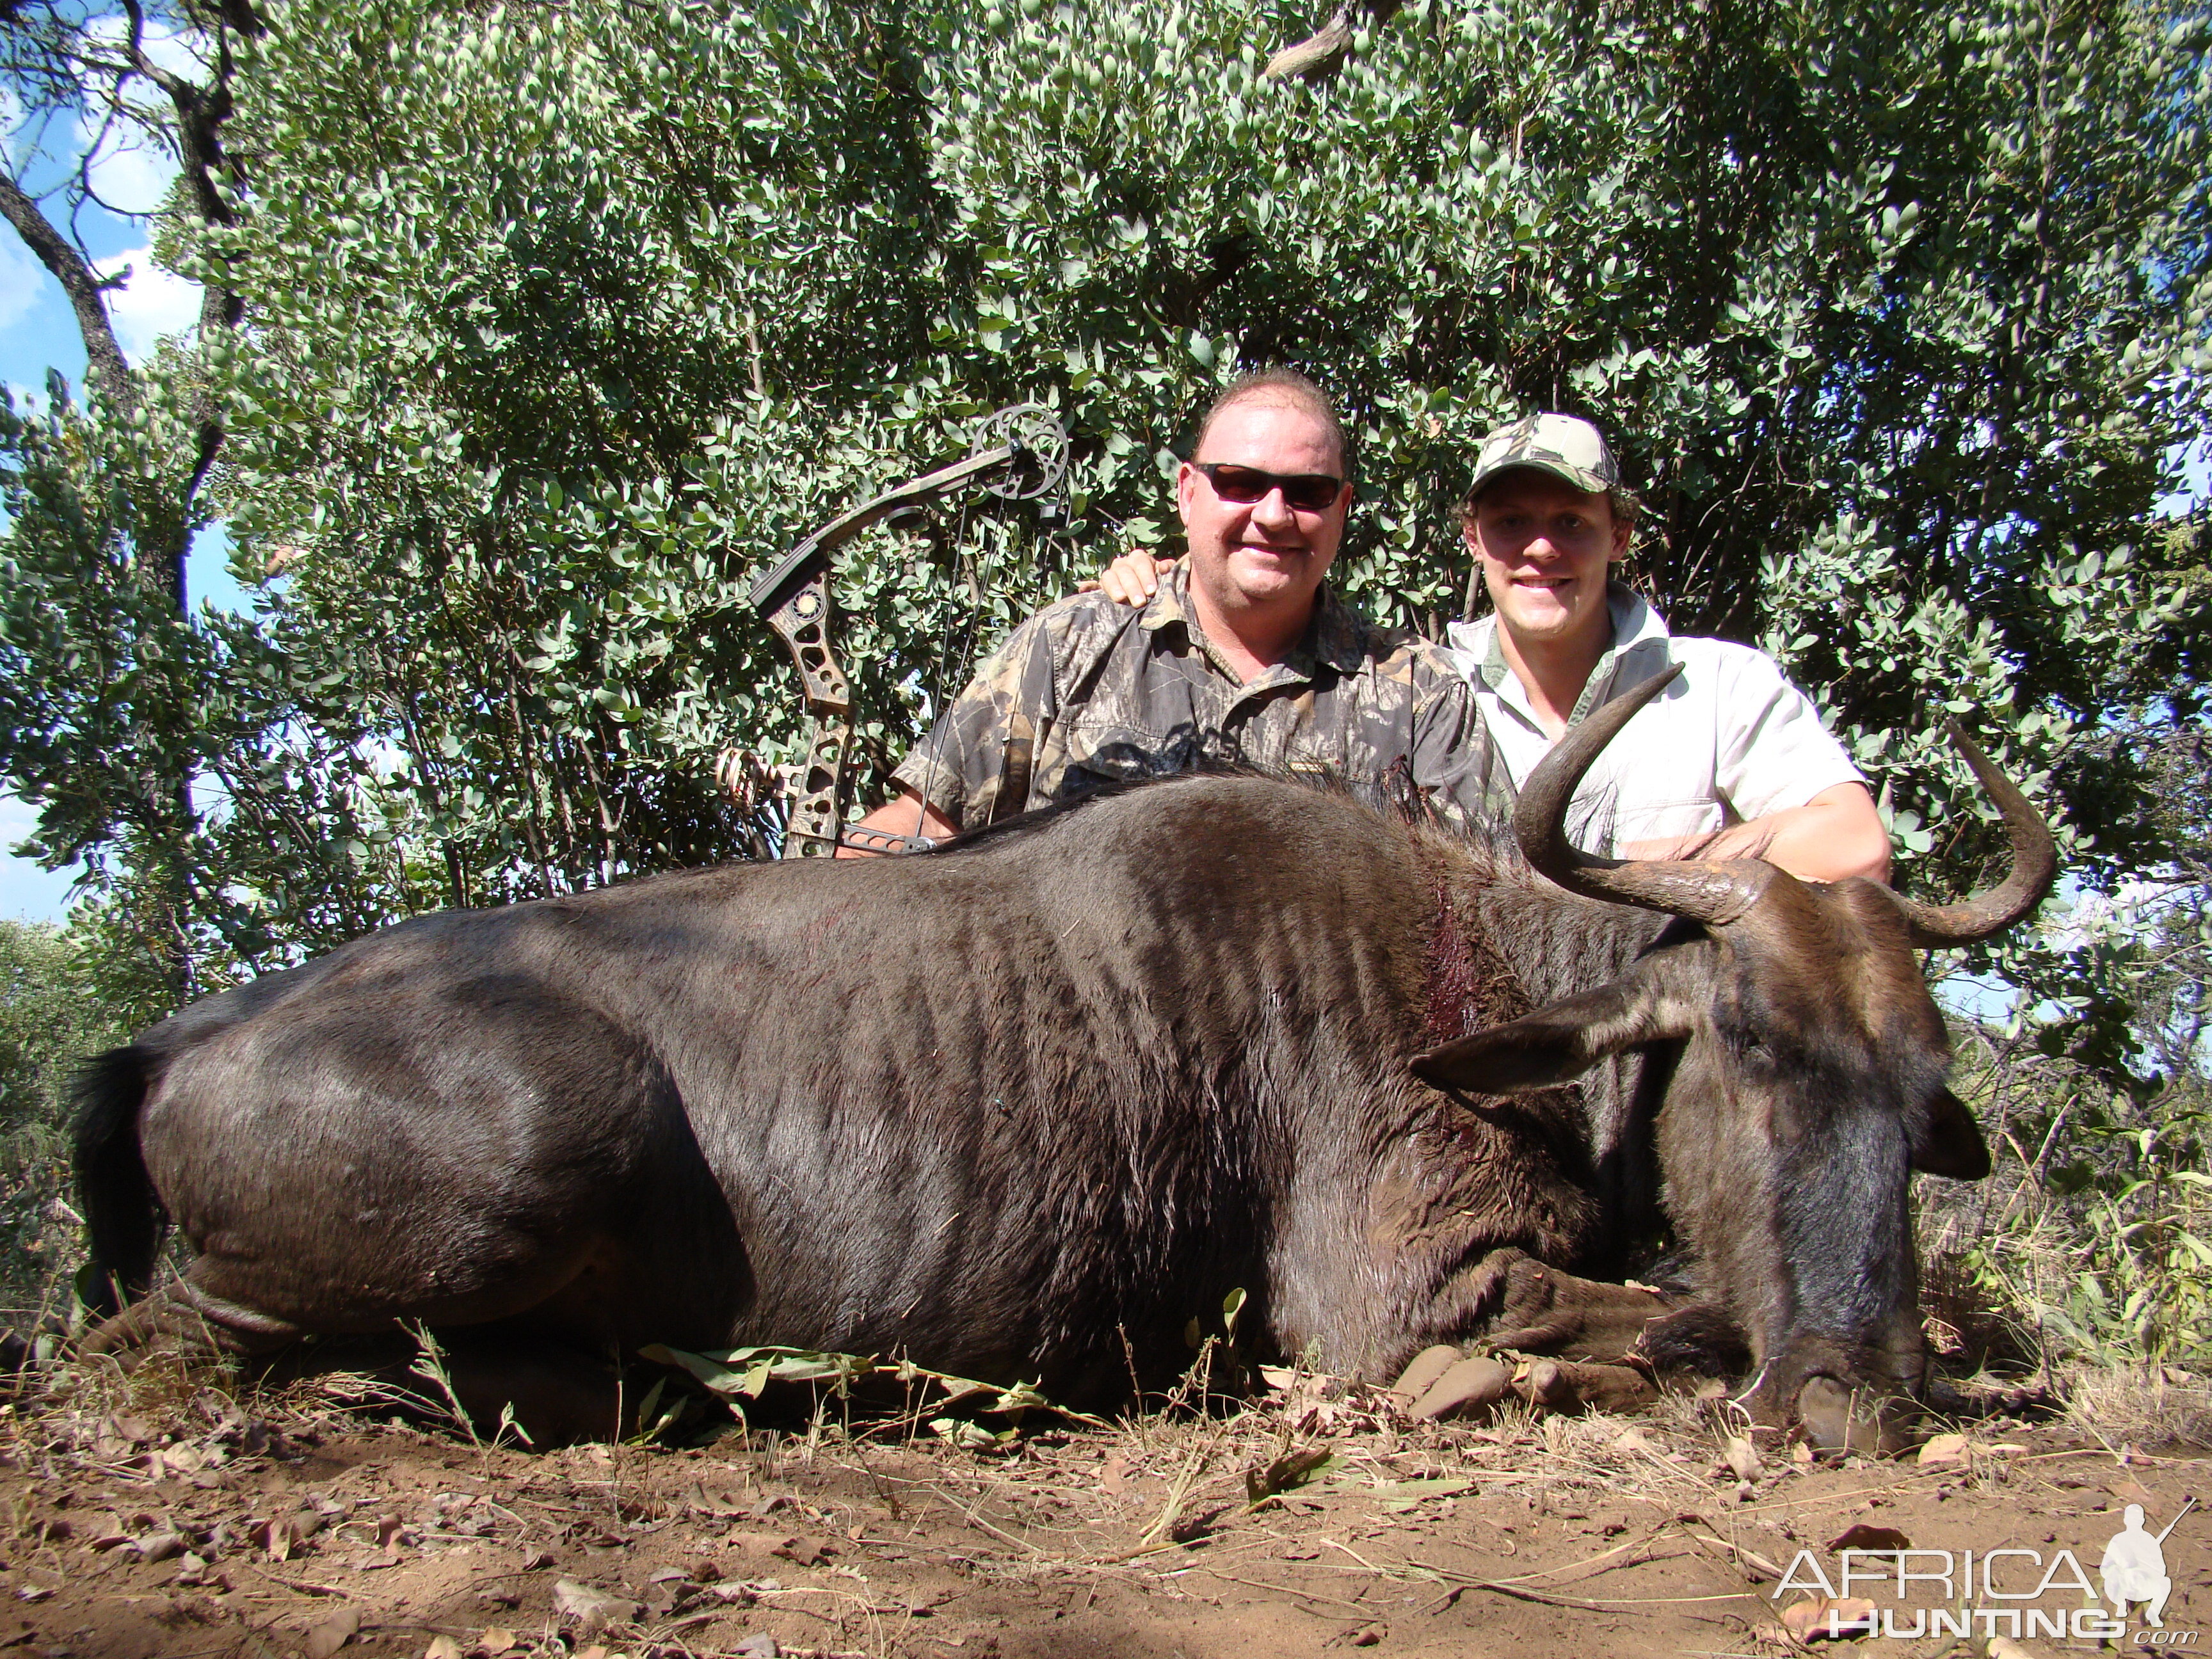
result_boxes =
[136,985,752,1390]
[80,1267,309,1366]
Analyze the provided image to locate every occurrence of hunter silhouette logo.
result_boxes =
[2104,1500,2193,1628]
[1771,1496,2200,1644]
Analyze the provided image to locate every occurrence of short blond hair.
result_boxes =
[1193,369,1349,477]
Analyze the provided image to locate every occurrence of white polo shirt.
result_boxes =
[1441,584,1866,856]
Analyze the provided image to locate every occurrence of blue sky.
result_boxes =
[3,38,250,924]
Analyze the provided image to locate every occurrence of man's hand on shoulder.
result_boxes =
[1075,552,1176,607]
[1619,781,1891,885]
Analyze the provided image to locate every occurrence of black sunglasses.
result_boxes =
[1193,462,1346,513]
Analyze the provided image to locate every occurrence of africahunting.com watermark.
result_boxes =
[1772,1498,2198,1643]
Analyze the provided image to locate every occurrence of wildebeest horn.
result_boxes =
[1882,722,2057,945]
[1515,664,1776,926]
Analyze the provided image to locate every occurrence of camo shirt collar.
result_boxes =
[1141,561,1375,684]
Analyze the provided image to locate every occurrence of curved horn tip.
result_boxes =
[1512,662,1767,925]
[1891,722,2059,945]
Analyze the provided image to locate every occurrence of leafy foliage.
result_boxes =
[3,0,2211,1359]
[0,920,136,1313]
[158,0,2206,934]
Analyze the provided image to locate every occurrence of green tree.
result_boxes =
[4,0,2207,1046]
[0,920,138,1310]
[0,0,265,998]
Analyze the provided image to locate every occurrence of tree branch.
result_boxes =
[1263,0,1402,84]
[0,169,134,409]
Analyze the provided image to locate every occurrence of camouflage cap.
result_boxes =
[1466,412,1622,500]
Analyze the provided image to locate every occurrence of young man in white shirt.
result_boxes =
[1097,410,1889,883]
[1445,412,1887,880]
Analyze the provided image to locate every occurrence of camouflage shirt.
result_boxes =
[891,561,1507,830]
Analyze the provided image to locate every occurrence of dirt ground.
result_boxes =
[2,1363,2206,1659]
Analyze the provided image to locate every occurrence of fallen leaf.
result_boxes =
[1987,1639,2038,1659]
[478,1630,516,1655]
[552,1577,636,1634]
[733,1637,781,1658]
[134,1530,188,1564]
[303,1607,361,1659]
[424,1640,462,1659]
[1100,1456,1130,1496]
[572,1649,609,1659]
[1724,1436,1764,1482]
[1825,1523,1912,1551]
[1780,1597,1877,1642]
[1916,1433,1968,1466]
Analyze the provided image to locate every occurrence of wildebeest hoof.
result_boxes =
[1793,1376,1905,1456]
[1387,1344,1463,1408]
[1512,1357,1656,1415]
[1409,1356,1512,1420]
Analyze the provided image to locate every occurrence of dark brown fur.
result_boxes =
[74,773,1980,1442]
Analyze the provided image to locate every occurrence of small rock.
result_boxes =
[733,1637,781,1658]
[134,1531,188,1564]
[552,1576,636,1635]
[1916,1432,1968,1468]
[1780,1596,1875,1642]
[1723,1436,1764,1482]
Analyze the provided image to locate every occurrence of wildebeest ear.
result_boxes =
[1411,969,1695,1094]
[1909,1087,1991,1180]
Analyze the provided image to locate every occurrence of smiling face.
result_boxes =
[1464,469,1631,653]
[1176,396,1350,618]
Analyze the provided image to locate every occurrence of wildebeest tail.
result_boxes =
[72,1045,167,1318]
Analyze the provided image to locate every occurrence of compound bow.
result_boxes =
[743,404,1068,857]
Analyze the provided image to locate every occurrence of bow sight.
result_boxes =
[744,404,1068,858]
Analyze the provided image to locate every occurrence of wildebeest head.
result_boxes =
[1412,669,2054,1449]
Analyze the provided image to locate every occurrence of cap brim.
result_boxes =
[1466,457,1614,499]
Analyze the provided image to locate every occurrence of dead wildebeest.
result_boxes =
[72,672,2051,1447]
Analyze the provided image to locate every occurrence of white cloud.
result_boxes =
[93,245,201,363]
[72,109,179,216]
[83,15,210,84]
[68,19,207,216]
[0,234,40,333]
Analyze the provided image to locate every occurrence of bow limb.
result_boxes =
[748,443,1023,857]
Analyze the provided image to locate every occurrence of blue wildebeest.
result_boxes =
[74,675,2051,1445]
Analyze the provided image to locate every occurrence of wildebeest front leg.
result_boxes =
[1390,1248,1736,1416]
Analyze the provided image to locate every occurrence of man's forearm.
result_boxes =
[1619,783,1891,885]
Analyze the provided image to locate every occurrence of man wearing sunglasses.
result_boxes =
[841,369,1502,850]
[1093,411,1887,884]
